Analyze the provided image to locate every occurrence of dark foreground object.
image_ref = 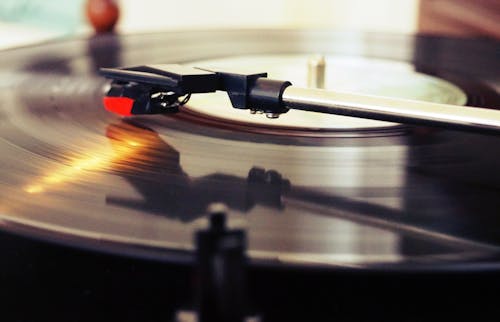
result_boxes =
[1,230,499,322]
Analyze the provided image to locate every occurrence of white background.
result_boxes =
[0,0,420,49]
[119,0,419,33]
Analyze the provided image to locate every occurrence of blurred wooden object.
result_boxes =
[419,0,500,39]
[86,0,120,33]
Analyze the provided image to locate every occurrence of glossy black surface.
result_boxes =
[0,30,499,321]
[0,31,499,271]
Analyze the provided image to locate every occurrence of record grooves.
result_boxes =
[0,30,499,321]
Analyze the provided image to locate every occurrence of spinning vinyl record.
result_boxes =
[0,30,499,273]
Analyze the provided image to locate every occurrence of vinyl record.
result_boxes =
[0,30,499,272]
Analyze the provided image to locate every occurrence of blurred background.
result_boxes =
[0,0,498,48]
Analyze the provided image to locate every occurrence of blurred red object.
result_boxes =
[419,0,500,39]
[85,0,120,33]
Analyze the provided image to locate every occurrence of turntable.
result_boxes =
[0,29,499,321]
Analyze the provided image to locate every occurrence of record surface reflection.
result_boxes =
[0,30,499,270]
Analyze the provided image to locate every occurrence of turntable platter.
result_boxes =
[0,30,499,270]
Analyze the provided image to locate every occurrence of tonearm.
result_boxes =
[101,64,500,135]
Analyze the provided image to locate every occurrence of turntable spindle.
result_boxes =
[307,55,326,89]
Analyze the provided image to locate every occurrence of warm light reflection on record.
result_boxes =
[23,122,153,194]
